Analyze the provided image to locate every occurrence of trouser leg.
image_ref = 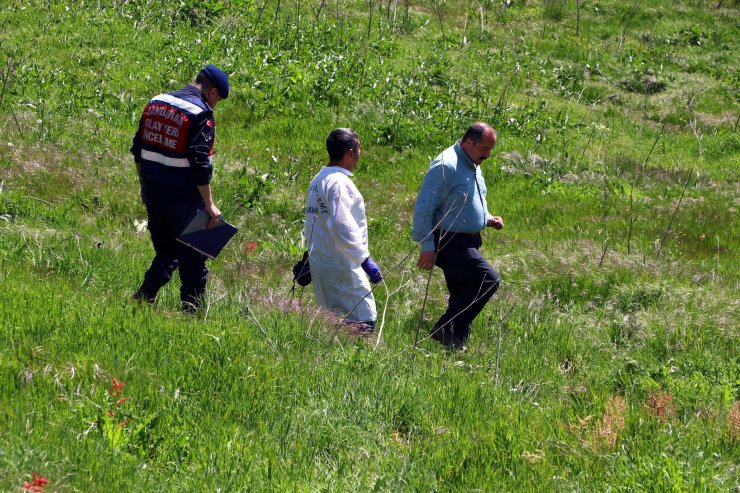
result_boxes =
[138,184,205,306]
[177,242,208,308]
[138,186,179,300]
[435,269,467,335]
[139,257,179,300]
[435,245,500,341]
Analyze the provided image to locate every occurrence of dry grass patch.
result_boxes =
[591,394,627,451]
[643,390,676,422]
[729,401,740,442]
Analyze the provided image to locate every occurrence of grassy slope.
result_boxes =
[0,0,738,491]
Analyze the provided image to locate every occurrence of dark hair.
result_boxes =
[195,71,217,92]
[195,70,216,92]
[462,122,494,144]
[326,128,359,162]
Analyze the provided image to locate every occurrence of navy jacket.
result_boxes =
[131,85,215,188]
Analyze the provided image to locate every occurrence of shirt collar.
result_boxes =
[327,165,353,177]
[454,141,477,170]
[183,85,212,110]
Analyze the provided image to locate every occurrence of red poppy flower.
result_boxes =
[23,471,48,492]
[243,242,257,254]
[108,377,125,397]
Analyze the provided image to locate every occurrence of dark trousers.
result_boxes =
[434,231,500,341]
[138,183,208,307]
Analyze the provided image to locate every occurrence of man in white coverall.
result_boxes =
[303,128,383,331]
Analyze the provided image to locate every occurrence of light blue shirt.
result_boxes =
[412,143,489,252]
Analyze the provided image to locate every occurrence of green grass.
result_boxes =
[1,0,738,490]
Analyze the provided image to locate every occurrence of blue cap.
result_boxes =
[201,64,230,99]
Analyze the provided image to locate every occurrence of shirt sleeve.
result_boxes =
[412,164,447,252]
[325,178,370,265]
[186,112,215,186]
[477,169,490,217]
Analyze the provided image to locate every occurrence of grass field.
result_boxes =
[1,0,738,490]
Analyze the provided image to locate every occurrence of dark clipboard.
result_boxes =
[176,210,238,259]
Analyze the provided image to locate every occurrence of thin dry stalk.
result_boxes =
[688,119,704,158]
[0,58,24,138]
[0,59,16,109]
[642,123,665,168]
[412,267,436,356]
[494,303,515,383]
[375,273,409,348]
[431,0,446,36]
[296,0,302,51]
[241,304,278,353]
[616,0,643,53]
[598,238,609,267]
[627,186,634,254]
[656,169,692,259]
[627,123,664,255]
[577,125,596,168]
[254,0,270,24]
[599,161,610,266]
[313,0,327,19]
[404,0,409,30]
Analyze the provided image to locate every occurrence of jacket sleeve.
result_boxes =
[131,114,144,163]
[186,112,215,186]
[412,164,447,252]
[325,178,370,265]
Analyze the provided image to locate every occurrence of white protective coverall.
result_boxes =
[304,166,377,322]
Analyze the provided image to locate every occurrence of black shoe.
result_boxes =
[131,290,155,305]
[450,336,467,352]
[357,321,375,333]
[430,323,454,347]
[346,320,375,334]
[181,301,199,314]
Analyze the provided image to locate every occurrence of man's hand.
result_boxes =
[487,215,504,230]
[204,202,223,229]
[417,251,436,270]
[196,184,221,228]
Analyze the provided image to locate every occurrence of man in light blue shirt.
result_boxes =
[412,122,504,349]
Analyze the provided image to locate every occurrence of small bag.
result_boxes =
[292,251,311,286]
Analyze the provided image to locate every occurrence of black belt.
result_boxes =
[434,230,482,250]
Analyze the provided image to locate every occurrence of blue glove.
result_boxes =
[292,252,312,286]
[361,257,383,284]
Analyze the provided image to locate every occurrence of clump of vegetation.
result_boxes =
[619,70,667,94]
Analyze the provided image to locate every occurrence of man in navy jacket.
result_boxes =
[131,64,229,312]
